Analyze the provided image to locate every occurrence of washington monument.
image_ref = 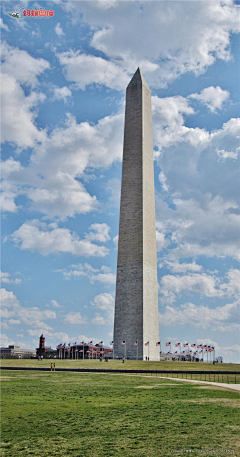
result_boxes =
[113,68,160,361]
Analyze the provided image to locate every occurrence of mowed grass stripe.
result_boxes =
[1,359,240,371]
[1,371,239,457]
[1,360,240,385]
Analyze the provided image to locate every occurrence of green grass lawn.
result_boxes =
[1,358,239,371]
[1,369,239,457]
[1,359,240,384]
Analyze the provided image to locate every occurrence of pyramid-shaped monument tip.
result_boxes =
[127,68,149,89]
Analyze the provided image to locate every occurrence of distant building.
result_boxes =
[160,352,195,362]
[36,335,112,359]
[0,345,36,359]
[36,334,57,359]
[57,343,113,360]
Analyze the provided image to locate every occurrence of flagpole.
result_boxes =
[159,342,161,361]
[137,343,138,361]
[125,341,126,359]
[148,343,149,361]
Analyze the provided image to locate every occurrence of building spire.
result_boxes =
[127,67,149,89]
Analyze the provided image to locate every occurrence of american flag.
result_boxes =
[62,343,66,349]
[194,351,197,355]
[191,344,196,347]
[73,342,77,347]
[166,342,171,346]
[174,351,178,354]
[204,350,208,353]
[156,341,161,346]
[203,344,207,348]
[180,351,185,354]
[134,341,138,346]
[175,343,180,347]
[121,341,126,345]
[199,350,203,353]
[98,341,103,345]
[183,343,188,347]
[145,341,149,346]
[88,341,93,345]
[56,344,62,350]
[166,351,171,355]
[197,344,202,348]
[110,341,114,345]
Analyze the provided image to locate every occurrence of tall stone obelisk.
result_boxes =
[113,68,160,361]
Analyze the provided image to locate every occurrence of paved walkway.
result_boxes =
[81,371,240,392]
[94,372,240,392]
[157,376,240,392]
[1,367,240,392]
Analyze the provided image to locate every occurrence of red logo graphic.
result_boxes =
[23,9,54,17]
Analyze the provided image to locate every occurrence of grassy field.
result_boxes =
[1,358,240,371]
[1,359,240,384]
[1,368,239,457]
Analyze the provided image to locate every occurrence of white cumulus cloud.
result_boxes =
[0,288,57,330]
[160,269,240,304]
[1,111,123,219]
[53,86,72,102]
[58,50,129,91]
[91,292,114,325]
[55,22,64,37]
[189,86,230,112]
[64,1,240,88]
[56,263,115,284]
[11,220,110,257]
[159,300,240,331]
[64,312,88,325]
[0,271,21,284]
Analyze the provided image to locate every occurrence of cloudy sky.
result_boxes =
[1,0,239,363]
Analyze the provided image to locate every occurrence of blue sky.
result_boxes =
[1,0,239,363]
